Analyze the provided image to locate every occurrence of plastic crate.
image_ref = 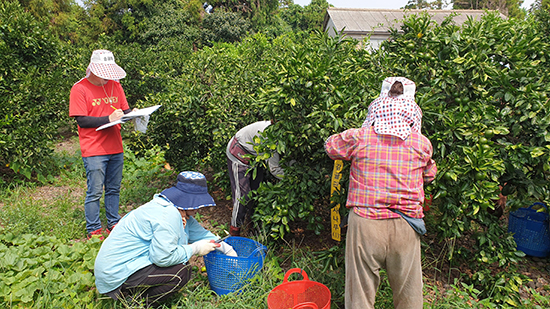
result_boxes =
[508,202,550,257]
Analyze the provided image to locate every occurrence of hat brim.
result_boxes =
[88,63,127,80]
[364,97,422,136]
[160,187,216,210]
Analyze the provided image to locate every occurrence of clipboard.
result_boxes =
[96,105,161,131]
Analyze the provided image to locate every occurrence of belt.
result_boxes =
[229,137,251,165]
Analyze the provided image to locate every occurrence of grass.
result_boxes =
[1,137,549,308]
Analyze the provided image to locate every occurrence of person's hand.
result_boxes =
[190,239,220,256]
[215,241,238,257]
[109,109,124,122]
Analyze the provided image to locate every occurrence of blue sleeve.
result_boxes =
[148,211,194,267]
[186,217,218,244]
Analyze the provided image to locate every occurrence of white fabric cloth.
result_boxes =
[216,241,238,257]
[86,49,126,80]
[362,77,423,140]
[379,76,416,99]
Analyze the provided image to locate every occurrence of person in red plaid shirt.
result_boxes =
[325,77,437,309]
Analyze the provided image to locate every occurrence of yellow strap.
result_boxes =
[330,160,343,241]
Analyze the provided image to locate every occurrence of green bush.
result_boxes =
[375,11,550,303]
[202,10,252,46]
[0,1,80,185]
[251,31,376,238]
[132,33,292,178]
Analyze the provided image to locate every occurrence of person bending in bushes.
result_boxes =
[325,77,437,309]
[226,120,285,236]
[94,171,237,307]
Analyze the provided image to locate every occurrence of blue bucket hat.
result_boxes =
[160,171,216,210]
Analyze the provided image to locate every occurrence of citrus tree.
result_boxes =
[132,33,296,183]
[230,11,549,303]
[250,31,376,237]
[0,1,80,184]
[370,11,550,303]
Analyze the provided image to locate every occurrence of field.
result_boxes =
[0,135,549,308]
[3,3,550,307]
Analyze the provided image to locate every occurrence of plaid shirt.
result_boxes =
[325,126,437,219]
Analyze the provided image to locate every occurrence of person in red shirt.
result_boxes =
[69,50,131,238]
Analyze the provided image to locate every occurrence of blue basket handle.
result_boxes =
[529,202,548,212]
[246,245,267,259]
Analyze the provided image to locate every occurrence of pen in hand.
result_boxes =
[109,105,123,122]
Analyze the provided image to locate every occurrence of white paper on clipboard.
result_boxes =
[96,105,161,131]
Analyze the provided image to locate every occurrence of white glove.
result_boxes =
[215,241,238,257]
[190,239,218,256]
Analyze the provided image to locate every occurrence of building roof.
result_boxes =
[323,8,506,36]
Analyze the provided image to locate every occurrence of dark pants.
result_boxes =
[227,158,265,227]
[107,263,191,307]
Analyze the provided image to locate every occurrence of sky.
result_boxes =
[74,0,536,10]
[292,0,536,10]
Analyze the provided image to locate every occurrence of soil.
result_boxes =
[13,136,550,302]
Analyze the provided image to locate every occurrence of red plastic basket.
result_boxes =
[267,268,331,309]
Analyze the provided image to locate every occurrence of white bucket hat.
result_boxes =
[362,77,422,140]
[86,49,126,80]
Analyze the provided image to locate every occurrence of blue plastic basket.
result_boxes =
[508,202,550,257]
[203,236,267,295]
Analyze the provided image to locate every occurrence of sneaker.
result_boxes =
[105,223,118,235]
[87,228,105,240]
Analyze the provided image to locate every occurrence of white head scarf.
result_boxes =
[362,77,423,140]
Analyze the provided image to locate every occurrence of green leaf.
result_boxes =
[21,168,31,180]
[453,57,466,64]
[530,147,545,158]
[504,92,514,102]
[37,173,47,183]
[1,251,19,268]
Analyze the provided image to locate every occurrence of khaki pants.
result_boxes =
[345,211,423,309]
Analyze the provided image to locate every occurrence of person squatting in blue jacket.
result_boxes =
[94,171,237,307]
